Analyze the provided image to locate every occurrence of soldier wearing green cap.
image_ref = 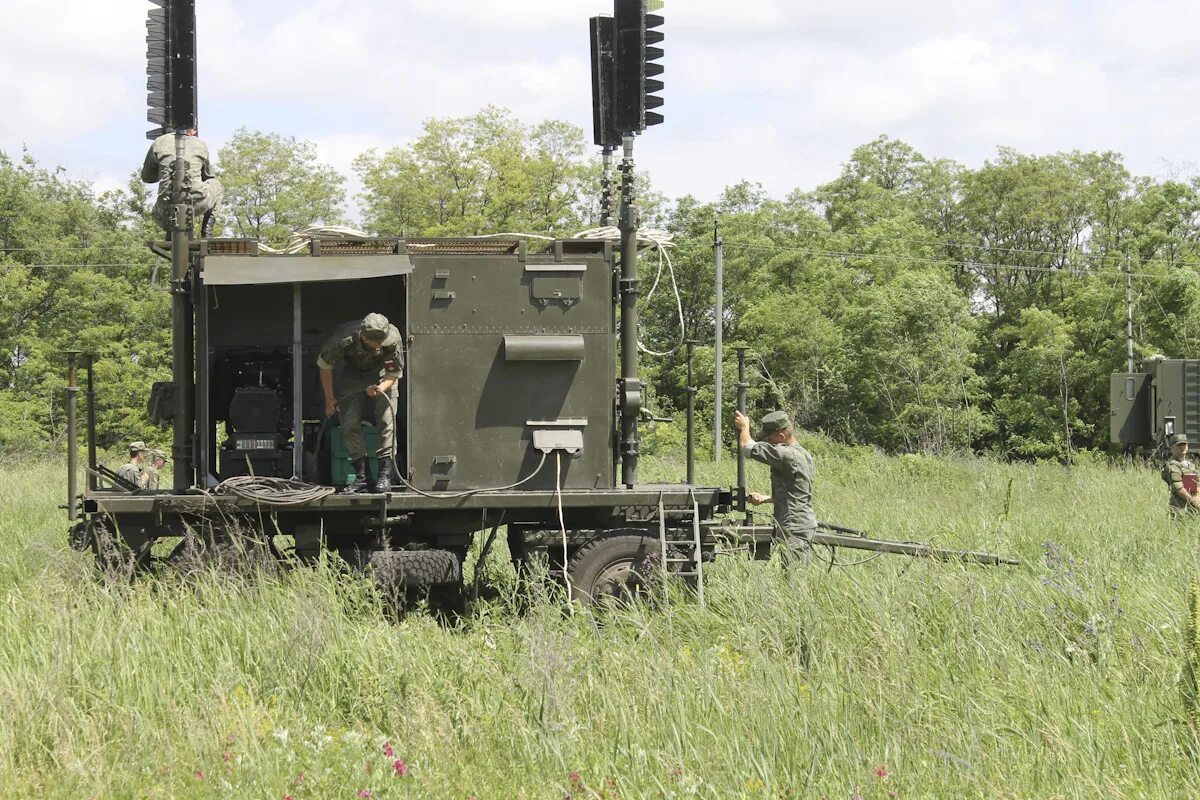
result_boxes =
[734,409,816,563]
[115,442,150,490]
[318,312,404,494]
[143,449,169,490]
[1163,433,1200,517]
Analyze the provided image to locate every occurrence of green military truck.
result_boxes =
[1110,356,1200,450]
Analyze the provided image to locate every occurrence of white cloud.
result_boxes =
[5,0,1200,207]
[0,0,142,146]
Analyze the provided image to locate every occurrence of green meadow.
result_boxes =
[1,448,1197,799]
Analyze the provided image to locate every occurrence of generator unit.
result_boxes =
[1110,357,1200,448]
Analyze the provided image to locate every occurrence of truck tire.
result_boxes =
[364,549,463,619]
[565,532,659,607]
[366,549,462,590]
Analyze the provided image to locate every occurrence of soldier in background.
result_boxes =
[1163,433,1200,517]
[143,449,169,490]
[734,409,816,564]
[115,442,150,490]
[318,312,404,494]
[140,128,223,236]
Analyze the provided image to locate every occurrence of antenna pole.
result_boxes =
[619,135,641,487]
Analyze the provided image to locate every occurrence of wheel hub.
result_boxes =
[592,558,641,598]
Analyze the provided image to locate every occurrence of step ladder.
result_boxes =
[657,492,705,607]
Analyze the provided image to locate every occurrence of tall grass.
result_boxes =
[1,450,1198,798]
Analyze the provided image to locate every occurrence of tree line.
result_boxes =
[3,106,1199,460]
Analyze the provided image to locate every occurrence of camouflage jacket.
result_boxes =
[115,462,144,489]
[1163,457,1198,509]
[742,440,817,535]
[317,320,404,381]
[141,134,216,191]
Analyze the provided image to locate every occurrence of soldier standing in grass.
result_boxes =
[143,449,169,490]
[318,312,404,494]
[1163,433,1200,518]
[115,442,150,490]
[734,409,816,564]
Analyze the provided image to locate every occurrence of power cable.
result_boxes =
[575,225,687,356]
[216,475,335,506]
[729,212,1200,271]
[556,452,574,607]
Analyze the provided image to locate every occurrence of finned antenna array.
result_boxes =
[146,0,197,138]
[589,0,665,145]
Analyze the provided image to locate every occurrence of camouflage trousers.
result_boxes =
[152,178,224,231]
[777,529,814,568]
[339,374,397,461]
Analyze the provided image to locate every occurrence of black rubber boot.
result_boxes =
[374,457,393,493]
[340,458,369,494]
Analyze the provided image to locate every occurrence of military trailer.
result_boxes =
[1110,356,1200,450]
[67,232,760,607]
[61,0,1015,609]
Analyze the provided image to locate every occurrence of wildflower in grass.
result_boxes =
[569,771,583,789]
[223,751,231,763]
[394,759,408,777]
[358,791,372,799]
[873,765,889,779]
[383,741,394,758]
[851,786,864,800]
[194,770,205,781]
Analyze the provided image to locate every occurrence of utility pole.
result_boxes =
[713,219,724,463]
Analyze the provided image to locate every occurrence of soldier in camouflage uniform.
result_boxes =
[140,129,223,234]
[1163,433,1200,517]
[114,442,150,490]
[318,312,404,494]
[143,449,169,491]
[734,409,816,564]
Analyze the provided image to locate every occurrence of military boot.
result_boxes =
[340,458,369,494]
[374,456,394,493]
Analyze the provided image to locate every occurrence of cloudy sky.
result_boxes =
[3,0,1200,208]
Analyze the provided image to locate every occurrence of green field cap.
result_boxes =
[360,313,390,341]
[759,411,791,438]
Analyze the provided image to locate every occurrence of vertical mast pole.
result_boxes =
[1126,257,1135,373]
[714,219,724,463]
[618,134,641,487]
[170,130,195,491]
[65,352,80,520]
